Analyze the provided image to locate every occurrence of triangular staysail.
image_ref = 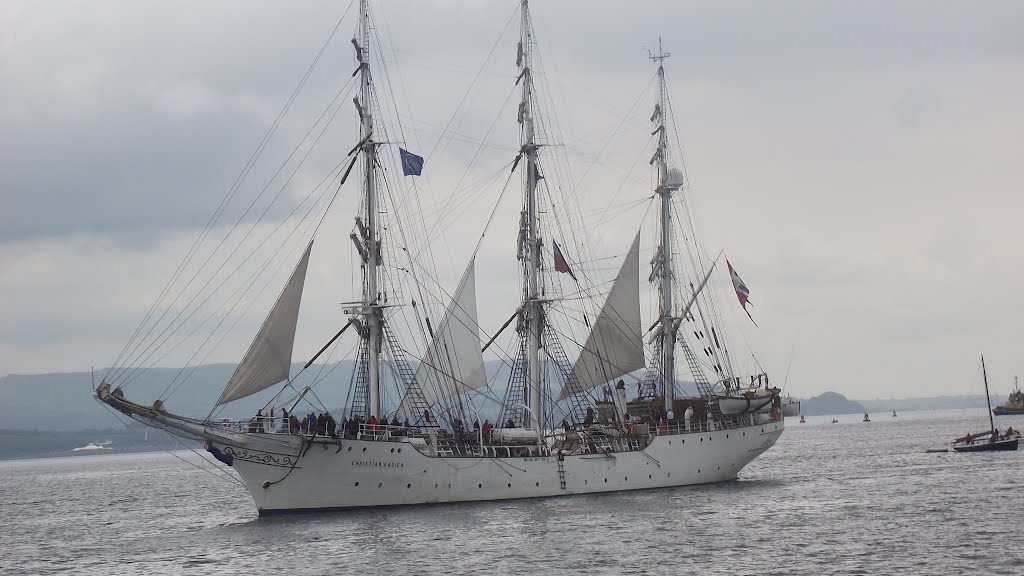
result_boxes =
[559,232,644,400]
[407,259,487,409]
[216,242,313,406]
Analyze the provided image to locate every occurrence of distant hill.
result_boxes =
[800,392,866,416]
[0,362,357,431]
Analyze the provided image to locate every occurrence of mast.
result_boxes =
[982,354,995,434]
[519,0,542,431]
[357,0,382,419]
[651,40,678,412]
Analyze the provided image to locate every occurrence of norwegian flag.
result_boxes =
[553,241,576,280]
[727,258,757,326]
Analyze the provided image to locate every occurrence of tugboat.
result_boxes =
[862,412,871,422]
[992,377,1024,416]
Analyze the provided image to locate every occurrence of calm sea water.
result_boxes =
[2,409,1023,576]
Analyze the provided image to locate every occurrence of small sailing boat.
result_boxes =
[891,410,897,417]
[862,413,870,422]
[94,1,784,514]
[952,356,1018,452]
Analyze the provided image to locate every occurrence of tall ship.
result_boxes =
[96,0,783,514]
[993,376,1024,416]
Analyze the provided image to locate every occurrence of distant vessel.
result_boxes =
[992,376,1024,416]
[831,419,839,424]
[781,395,801,417]
[862,413,870,422]
[892,410,897,417]
[798,415,805,424]
[953,356,1018,452]
[71,442,112,452]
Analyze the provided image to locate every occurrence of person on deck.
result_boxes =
[391,416,400,427]
[326,414,337,437]
[482,420,493,444]
[583,407,594,427]
[505,418,516,428]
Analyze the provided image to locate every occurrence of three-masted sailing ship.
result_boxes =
[96,0,783,514]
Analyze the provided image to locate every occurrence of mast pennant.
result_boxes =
[727,258,757,326]
[216,242,313,405]
[399,148,424,176]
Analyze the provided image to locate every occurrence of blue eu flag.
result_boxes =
[399,148,424,176]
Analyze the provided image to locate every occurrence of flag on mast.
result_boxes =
[553,241,576,280]
[727,258,757,326]
[399,148,424,176]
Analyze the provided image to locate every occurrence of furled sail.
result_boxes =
[216,242,313,406]
[559,232,643,400]
[407,259,487,409]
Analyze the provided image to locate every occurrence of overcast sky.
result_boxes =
[2,0,1023,401]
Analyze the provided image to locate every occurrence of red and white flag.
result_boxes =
[553,241,576,280]
[727,258,756,326]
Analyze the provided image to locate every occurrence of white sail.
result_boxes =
[409,259,486,408]
[216,242,313,406]
[559,232,643,400]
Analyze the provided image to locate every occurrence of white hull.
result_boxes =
[781,400,800,417]
[218,419,783,514]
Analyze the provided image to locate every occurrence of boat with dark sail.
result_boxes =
[953,356,1018,452]
[95,0,783,514]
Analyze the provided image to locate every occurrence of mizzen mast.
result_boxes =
[519,0,543,431]
[650,40,682,412]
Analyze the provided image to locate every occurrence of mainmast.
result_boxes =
[982,355,995,435]
[651,41,680,412]
[519,0,543,431]
[356,0,382,419]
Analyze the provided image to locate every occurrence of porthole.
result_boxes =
[682,439,685,444]
[604,478,608,483]
[434,483,438,488]
[354,482,360,487]
[726,434,729,439]
[535,482,540,487]
[700,438,703,442]
[648,474,652,479]
[507,483,512,488]
[378,482,383,488]
[624,476,628,482]
[390,448,395,453]
[698,469,701,474]
[362,447,367,452]
[743,432,746,436]
[397,448,402,453]
[347,446,352,451]
[478,483,482,488]
[407,483,411,489]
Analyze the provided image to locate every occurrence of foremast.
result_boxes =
[519,0,543,431]
[356,0,382,419]
[651,42,681,411]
